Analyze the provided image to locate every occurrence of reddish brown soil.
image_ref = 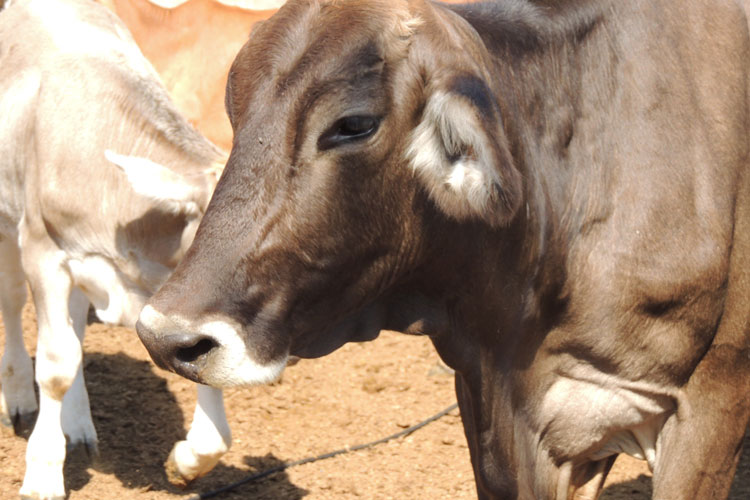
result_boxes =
[1,298,749,499]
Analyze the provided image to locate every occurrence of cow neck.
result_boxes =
[408,1,607,375]
[419,2,618,490]
[489,1,615,373]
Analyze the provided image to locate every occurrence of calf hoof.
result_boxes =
[164,446,192,489]
[20,463,65,500]
[20,494,65,500]
[66,439,100,466]
[0,409,37,438]
[164,440,224,489]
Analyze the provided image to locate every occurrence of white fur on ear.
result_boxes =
[407,91,520,227]
[105,149,200,215]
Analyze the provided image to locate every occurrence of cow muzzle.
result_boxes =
[136,305,288,387]
[136,324,216,381]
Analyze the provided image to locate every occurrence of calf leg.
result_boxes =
[60,287,98,458]
[0,237,37,435]
[165,384,231,487]
[19,249,83,500]
[652,344,750,500]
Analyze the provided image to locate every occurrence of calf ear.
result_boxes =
[105,150,201,215]
[407,74,522,227]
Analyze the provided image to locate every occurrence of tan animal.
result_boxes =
[0,0,232,498]
[97,0,284,152]
[137,0,750,498]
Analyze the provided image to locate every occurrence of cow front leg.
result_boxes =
[0,237,37,436]
[455,373,519,499]
[165,384,231,487]
[19,255,82,500]
[60,287,98,459]
[652,344,750,500]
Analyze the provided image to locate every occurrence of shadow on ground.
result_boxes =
[186,455,309,500]
[64,352,307,499]
[601,426,750,500]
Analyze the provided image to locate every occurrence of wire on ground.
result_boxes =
[183,402,460,500]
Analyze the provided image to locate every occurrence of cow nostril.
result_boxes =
[175,337,217,364]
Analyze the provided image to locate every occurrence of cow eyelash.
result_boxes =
[317,115,381,151]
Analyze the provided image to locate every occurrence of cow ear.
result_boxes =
[407,74,522,227]
[105,149,202,215]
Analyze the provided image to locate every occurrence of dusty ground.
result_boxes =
[1,298,750,500]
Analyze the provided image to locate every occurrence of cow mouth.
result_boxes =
[136,305,289,388]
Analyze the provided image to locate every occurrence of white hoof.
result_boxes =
[20,458,66,500]
[165,439,224,488]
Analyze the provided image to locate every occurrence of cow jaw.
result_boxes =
[137,305,288,387]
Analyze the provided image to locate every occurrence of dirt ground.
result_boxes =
[2,298,750,500]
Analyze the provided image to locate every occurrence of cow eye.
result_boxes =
[318,115,380,151]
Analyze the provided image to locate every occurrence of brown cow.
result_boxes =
[136,0,750,498]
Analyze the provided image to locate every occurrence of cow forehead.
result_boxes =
[227,0,417,124]
[237,0,415,78]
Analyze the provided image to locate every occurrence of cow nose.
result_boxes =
[168,332,219,370]
[136,319,219,382]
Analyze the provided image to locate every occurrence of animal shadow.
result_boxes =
[600,473,652,500]
[600,425,750,499]
[64,351,306,499]
[186,455,309,500]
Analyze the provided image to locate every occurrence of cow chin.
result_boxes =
[290,303,385,359]
[136,305,289,388]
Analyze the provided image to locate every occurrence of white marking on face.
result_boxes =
[138,305,289,388]
[138,303,170,330]
[200,319,288,387]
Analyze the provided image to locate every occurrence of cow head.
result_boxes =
[136,0,522,387]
